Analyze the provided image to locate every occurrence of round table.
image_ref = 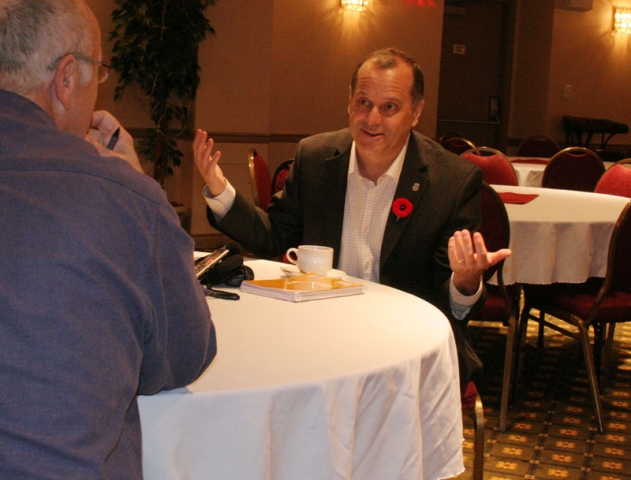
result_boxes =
[491,185,630,285]
[509,157,615,187]
[139,259,464,480]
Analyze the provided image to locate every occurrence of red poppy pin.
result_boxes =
[392,197,413,221]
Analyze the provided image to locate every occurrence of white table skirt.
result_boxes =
[139,260,464,480]
[491,185,630,285]
[509,157,614,188]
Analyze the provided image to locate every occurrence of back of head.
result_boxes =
[0,0,96,97]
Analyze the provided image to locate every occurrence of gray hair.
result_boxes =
[350,48,425,108]
[0,0,96,95]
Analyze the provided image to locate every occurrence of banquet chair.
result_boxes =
[518,202,631,433]
[441,134,476,155]
[271,160,293,196]
[469,182,520,432]
[595,158,631,198]
[248,149,272,210]
[541,147,605,192]
[461,147,519,186]
[516,135,561,158]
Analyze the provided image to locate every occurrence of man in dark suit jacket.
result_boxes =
[193,48,510,388]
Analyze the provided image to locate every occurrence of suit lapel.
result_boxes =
[321,147,350,266]
[380,134,429,270]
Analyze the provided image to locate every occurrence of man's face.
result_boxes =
[348,60,424,165]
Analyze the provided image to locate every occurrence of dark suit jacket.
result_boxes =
[210,128,485,387]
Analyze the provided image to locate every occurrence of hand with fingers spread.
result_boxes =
[193,129,226,196]
[84,110,143,173]
[448,230,512,295]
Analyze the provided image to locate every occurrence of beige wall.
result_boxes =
[546,0,631,146]
[87,0,631,241]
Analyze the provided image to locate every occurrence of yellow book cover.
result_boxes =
[240,273,366,302]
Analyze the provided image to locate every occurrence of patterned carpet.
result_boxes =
[456,317,631,480]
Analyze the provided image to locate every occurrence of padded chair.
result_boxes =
[461,147,519,186]
[271,160,293,196]
[469,182,521,432]
[518,202,631,433]
[516,135,561,158]
[441,134,476,155]
[541,147,605,192]
[248,149,272,210]
[595,158,631,198]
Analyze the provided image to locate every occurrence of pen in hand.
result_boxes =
[106,127,120,150]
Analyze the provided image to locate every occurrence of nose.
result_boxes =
[365,105,382,126]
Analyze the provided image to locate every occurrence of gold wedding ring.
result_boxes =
[457,259,465,264]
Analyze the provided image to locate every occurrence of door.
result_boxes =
[437,0,513,149]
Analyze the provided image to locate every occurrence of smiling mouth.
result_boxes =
[363,129,383,137]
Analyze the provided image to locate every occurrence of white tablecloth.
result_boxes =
[139,260,464,480]
[509,157,615,187]
[509,157,549,187]
[492,185,630,285]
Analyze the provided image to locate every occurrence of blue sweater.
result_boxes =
[0,89,217,479]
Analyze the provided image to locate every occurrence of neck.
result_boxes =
[357,156,394,183]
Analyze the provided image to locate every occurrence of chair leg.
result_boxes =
[515,304,532,388]
[601,323,617,390]
[464,393,485,480]
[498,303,518,432]
[537,312,545,348]
[577,321,606,433]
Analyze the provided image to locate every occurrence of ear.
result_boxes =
[411,99,425,128]
[51,54,77,111]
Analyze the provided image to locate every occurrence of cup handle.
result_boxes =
[286,248,299,265]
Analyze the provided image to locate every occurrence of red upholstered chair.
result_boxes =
[248,149,272,210]
[470,183,521,432]
[461,147,519,186]
[541,147,605,192]
[595,158,631,198]
[516,135,561,158]
[271,160,293,196]
[441,135,476,155]
[518,202,631,433]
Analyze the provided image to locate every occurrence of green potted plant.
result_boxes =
[108,0,217,186]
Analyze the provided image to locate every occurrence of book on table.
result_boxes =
[240,272,366,302]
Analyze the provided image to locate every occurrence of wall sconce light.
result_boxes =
[341,0,368,12]
[614,7,631,35]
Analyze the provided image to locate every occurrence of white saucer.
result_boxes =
[280,264,347,279]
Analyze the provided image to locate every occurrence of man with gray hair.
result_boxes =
[0,1,217,478]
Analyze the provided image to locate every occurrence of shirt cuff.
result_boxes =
[449,273,483,320]
[203,181,236,221]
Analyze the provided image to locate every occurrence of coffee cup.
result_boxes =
[286,245,333,275]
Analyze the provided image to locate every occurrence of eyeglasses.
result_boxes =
[48,52,111,84]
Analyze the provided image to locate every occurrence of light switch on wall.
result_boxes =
[564,84,572,99]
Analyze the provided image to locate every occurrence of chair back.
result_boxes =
[271,160,293,196]
[517,135,561,158]
[594,159,631,198]
[479,183,510,282]
[542,147,605,192]
[248,149,271,210]
[461,147,519,186]
[441,135,476,155]
[608,202,631,293]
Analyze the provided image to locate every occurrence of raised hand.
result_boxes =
[448,230,511,295]
[193,129,227,196]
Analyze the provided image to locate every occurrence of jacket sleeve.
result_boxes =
[139,201,217,395]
